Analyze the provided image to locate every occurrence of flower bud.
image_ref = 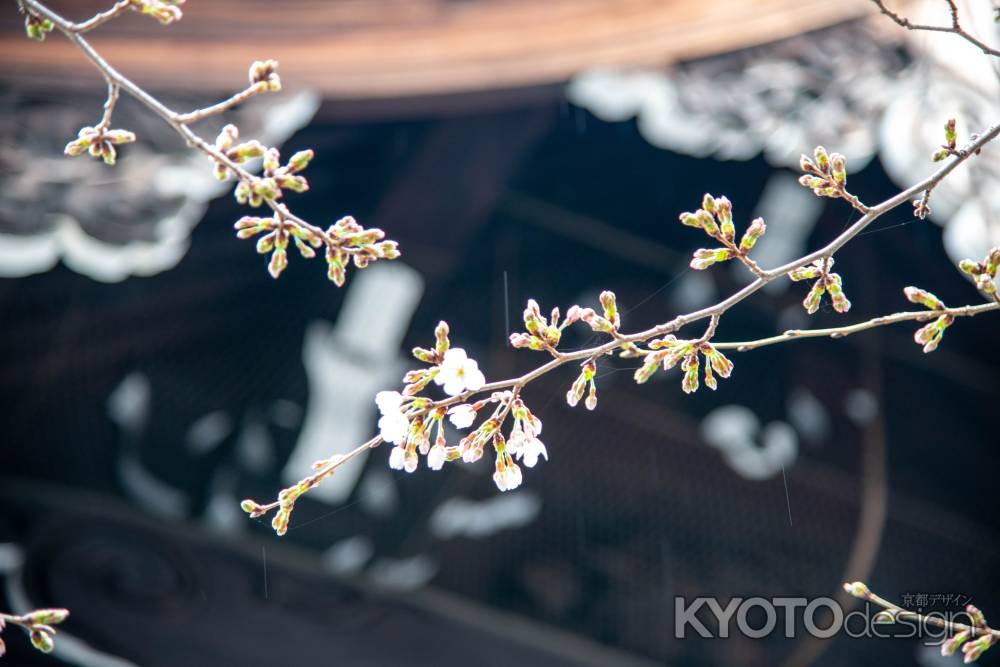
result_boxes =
[287,149,314,173]
[961,635,994,662]
[435,321,450,356]
[813,146,830,172]
[681,354,699,394]
[940,629,969,656]
[739,217,766,252]
[830,153,847,186]
[903,286,943,310]
[523,299,545,334]
[30,630,53,653]
[249,59,281,91]
[23,609,69,626]
[599,290,619,328]
[268,248,288,278]
[690,247,732,270]
[944,118,957,147]
[701,193,716,213]
[842,581,870,598]
[966,604,987,628]
[715,196,734,241]
[803,280,826,314]
[105,129,136,145]
[216,124,238,150]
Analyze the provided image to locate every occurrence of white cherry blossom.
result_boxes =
[447,404,477,429]
[493,462,523,492]
[518,436,547,468]
[376,390,409,445]
[388,446,406,470]
[427,444,446,470]
[434,348,486,396]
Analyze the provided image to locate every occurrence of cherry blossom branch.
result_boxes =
[713,302,999,352]
[18,0,399,284]
[844,582,998,661]
[870,0,1000,58]
[0,609,70,657]
[72,0,130,33]
[243,129,1000,533]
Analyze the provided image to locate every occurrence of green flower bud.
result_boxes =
[830,153,846,186]
[268,248,287,278]
[739,217,766,252]
[842,581,870,598]
[701,193,716,213]
[30,630,53,654]
[941,630,969,656]
[903,286,944,310]
[813,146,830,172]
[599,290,619,328]
[287,149,314,173]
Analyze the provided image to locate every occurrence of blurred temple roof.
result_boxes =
[2,0,874,103]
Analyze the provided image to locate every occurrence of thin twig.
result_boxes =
[21,0,376,262]
[713,302,998,351]
[871,0,1000,57]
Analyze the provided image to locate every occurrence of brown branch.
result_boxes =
[21,0,397,283]
[713,302,998,351]
[243,117,1000,528]
[871,0,1000,57]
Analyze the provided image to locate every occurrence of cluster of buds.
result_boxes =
[904,286,953,353]
[634,336,734,393]
[959,247,1000,295]
[241,477,307,535]
[216,127,316,213]
[933,118,959,162]
[940,603,996,662]
[408,321,485,396]
[848,580,997,664]
[566,360,598,409]
[799,146,848,199]
[452,393,546,491]
[212,124,266,182]
[249,59,282,92]
[235,216,321,278]
[233,214,397,282]
[576,290,621,334]
[789,258,851,314]
[0,608,69,657]
[23,11,54,40]
[129,0,184,25]
[323,216,399,286]
[510,300,582,350]
[64,126,136,165]
[679,194,766,270]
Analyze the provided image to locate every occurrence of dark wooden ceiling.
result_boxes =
[3,0,875,99]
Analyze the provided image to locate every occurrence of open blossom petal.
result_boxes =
[434,347,486,396]
[403,449,418,473]
[493,463,523,492]
[388,446,406,470]
[427,444,445,470]
[518,437,548,468]
[447,404,477,429]
[378,412,410,445]
[375,390,403,415]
